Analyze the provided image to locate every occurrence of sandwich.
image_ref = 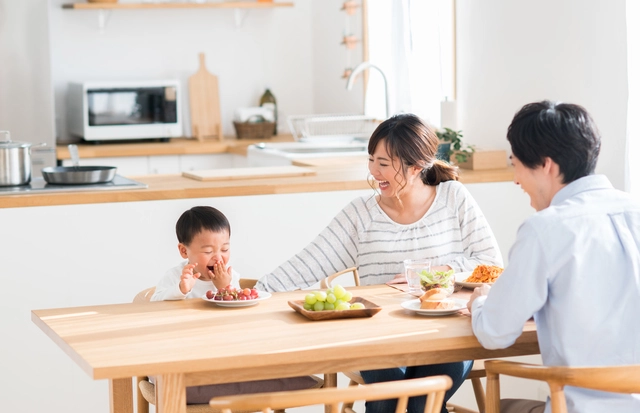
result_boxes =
[419,288,455,310]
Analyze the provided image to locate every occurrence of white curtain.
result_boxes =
[365,0,454,125]
[626,0,639,194]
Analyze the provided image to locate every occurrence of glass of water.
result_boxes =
[404,259,431,296]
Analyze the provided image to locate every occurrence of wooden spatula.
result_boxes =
[188,53,223,142]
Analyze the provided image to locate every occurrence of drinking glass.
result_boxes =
[404,259,431,296]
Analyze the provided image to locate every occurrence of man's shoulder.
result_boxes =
[523,187,640,231]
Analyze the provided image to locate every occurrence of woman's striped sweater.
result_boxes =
[257,180,503,292]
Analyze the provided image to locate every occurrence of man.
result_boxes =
[468,100,640,413]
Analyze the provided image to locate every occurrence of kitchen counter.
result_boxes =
[55,135,296,160]
[0,165,514,209]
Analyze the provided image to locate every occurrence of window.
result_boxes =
[365,0,455,125]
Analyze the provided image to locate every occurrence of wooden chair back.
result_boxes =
[239,278,258,289]
[133,287,155,304]
[485,360,640,413]
[320,267,360,289]
[210,375,452,413]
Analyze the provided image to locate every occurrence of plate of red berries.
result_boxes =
[202,285,272,307]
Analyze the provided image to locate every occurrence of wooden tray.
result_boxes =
[288,297,381,321]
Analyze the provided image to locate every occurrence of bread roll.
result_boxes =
[419,288,448,301]
[420,299,456,310]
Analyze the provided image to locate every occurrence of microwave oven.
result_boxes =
[67,80,183,141]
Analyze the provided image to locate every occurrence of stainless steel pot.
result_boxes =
[0,130,45,187]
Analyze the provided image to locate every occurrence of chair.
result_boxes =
[321,268,485,413]
[340,364,486,413]
[133,281,323,413]
[484,360,640,413]
[320,267,360,289]
[210,375,453,413]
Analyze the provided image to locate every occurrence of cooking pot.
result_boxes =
[41,144,117,185]
[0,130,45,186]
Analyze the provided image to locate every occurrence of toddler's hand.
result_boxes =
[179,263,201,295]
[211,261,232,290]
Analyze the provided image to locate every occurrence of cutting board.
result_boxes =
[182,166,317,181]
[189,53,223,142]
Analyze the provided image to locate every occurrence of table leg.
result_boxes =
[156,373,186,413]
[323,373,338,413]
[109,378,133,413]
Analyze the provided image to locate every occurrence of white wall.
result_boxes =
[456,0,629,189]
[0,0,55,142]
[0,182,531,413]
[48,0,318,141]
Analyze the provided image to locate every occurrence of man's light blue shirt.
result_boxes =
[471,174,640,413]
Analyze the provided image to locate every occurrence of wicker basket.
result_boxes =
[233,120,275,140]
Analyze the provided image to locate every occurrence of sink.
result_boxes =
[247,141,368,167]
[269,146,367,154]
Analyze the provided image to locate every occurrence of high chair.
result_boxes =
[320,267,486,413]
[210,375,453,413]
[133,282,323,413]
[484,360,640,413]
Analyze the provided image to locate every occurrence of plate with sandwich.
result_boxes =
[401,288,467,316]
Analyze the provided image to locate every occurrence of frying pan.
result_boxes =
[41,144,117,185]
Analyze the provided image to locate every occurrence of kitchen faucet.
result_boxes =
[346,61,390,120]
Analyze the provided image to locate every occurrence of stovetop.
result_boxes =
[0,175,148,196]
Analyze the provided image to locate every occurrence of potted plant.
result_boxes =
[436,128,475,164]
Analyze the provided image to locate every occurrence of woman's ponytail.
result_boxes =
[421,159,459,185]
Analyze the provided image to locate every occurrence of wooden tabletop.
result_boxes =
[32,284,537,413]
[32,285,537,381]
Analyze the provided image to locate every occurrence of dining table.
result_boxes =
[32,284,539,413]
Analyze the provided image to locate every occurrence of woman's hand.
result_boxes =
[385,273,407,285]
[179,263,200,295]
[211,261,232,291]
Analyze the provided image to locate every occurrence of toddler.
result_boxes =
[151,206,319,404]
[152,206,239,301]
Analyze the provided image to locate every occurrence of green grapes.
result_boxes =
[305,293,317,305]
[301,284,363,311]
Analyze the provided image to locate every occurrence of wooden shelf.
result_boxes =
[62,2,293,10]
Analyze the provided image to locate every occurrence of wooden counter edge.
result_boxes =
[0,166,514,209]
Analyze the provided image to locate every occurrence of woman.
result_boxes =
[257,113,502,412]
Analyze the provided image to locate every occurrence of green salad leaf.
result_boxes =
[419,269,455,289]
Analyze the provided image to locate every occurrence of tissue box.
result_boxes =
[454,149,508,170]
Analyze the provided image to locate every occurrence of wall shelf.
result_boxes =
[62,2,293,10]
[62,2,293,31]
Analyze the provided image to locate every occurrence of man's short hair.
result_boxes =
[507,100,601,183]
[176,206,230,245]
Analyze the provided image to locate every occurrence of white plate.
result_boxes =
[202,291,272,307]
[454,271,494,289]
[401,298,467,316]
